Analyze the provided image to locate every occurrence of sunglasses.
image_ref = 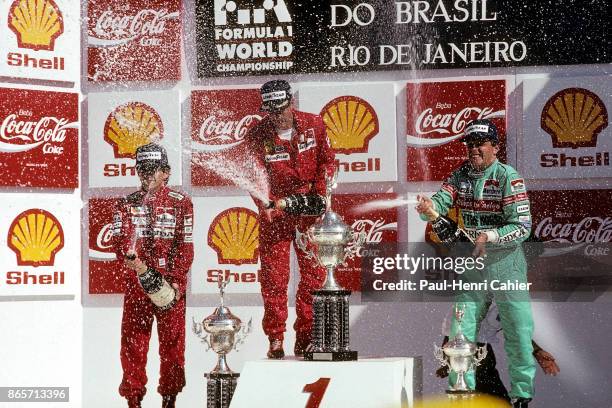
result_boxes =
[463,138,490,148]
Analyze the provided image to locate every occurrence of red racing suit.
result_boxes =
[112,186,194,399]
[243,109,336,341]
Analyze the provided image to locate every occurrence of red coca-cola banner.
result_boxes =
[332,193,398,291]
[191,89,262,187]
[0,87,78,188]
[406,80,506,181]
[88,198,124,294]
[530,190,612,243]
[87,0,181,81]
[528,190,612,296]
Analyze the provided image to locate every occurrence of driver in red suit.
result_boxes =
[241,80,336,359]
[112,143,194,408]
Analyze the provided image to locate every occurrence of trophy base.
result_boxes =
[205,372,240,408]
[446,389,476,400]
[303,350,358,361]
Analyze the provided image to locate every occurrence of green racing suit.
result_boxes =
[427,159,535,399]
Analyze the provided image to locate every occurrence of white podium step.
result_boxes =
[229,357,422,408]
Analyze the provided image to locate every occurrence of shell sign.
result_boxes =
[7,209,64,267]
[87,90,182,188]
[0,0,79,81]
[321,96,379,154]
[8,0,63,51]
[1,197,79,298]
[192,196,261,295]
[208,207,259,265]
[299,82,398,183]
[521,76,611,179]
[104,102,164,158]
[541,88,608,149]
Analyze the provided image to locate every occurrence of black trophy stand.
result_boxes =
[205,372,239,408]
[304,289,358,361]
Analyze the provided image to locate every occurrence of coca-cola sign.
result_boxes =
[0,114,77,153]
[0,88,78,188]
[531,190,612,244]
[331,193,398,291]
[88,198,124,294]
[193,114,262,153]
[87,0,181,81]
[191,89,262,186]
[406,80,507,181]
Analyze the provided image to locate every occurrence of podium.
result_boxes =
[229,357,422,408]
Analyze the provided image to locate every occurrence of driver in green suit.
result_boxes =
[417,119,535,408]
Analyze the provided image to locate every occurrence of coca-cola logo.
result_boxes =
[407,107,505,147]
[0,114,78,154]
[89,222,117,261]
[89,8,179,47]
[351,219,397,257]
[535,216,612,243]
[193,114,261,152]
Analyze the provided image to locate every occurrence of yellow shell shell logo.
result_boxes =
[8,0,64,51]
[208,208,259,265]
[104,102,164,158]
[320,96,379,154]
[7,209,64,267]
[541,88,608,149]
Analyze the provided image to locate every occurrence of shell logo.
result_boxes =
[208,207,259,265]
[8,0,64,51]
[7,209,64,267]
[541,88,608,149]
[320,96,379,154]
[104,102,164,158]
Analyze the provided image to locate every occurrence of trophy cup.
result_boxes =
[296,170,365,361]
[434,304,487,398]
[193,280,251,408]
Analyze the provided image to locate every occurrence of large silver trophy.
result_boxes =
[434,304,487,398]
[193,280,251,408]
[296,170,365,361]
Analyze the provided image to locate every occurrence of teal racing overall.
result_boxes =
[428,159,535,399]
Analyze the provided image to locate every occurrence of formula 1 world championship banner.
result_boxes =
[406,79,506,181]
[191,89,262,187]
[0,87,79,188]
[87,0,181,81]
[195,0,609,77]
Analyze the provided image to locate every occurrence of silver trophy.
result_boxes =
[434,304,487,397]
[193,280,251,408]
[296,169,365,361]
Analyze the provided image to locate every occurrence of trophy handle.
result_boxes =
[433,343,449,367]
[342,231,366,265]
[192,317,212,350]
[473,344,488,367]
[234,318,253,351]
[295,228,318,262]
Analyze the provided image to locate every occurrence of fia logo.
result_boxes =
[214,0,291,25]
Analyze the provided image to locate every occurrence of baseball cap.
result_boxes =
[135,143,169,173]
[260,80,292,113]
[462,119,499,144]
